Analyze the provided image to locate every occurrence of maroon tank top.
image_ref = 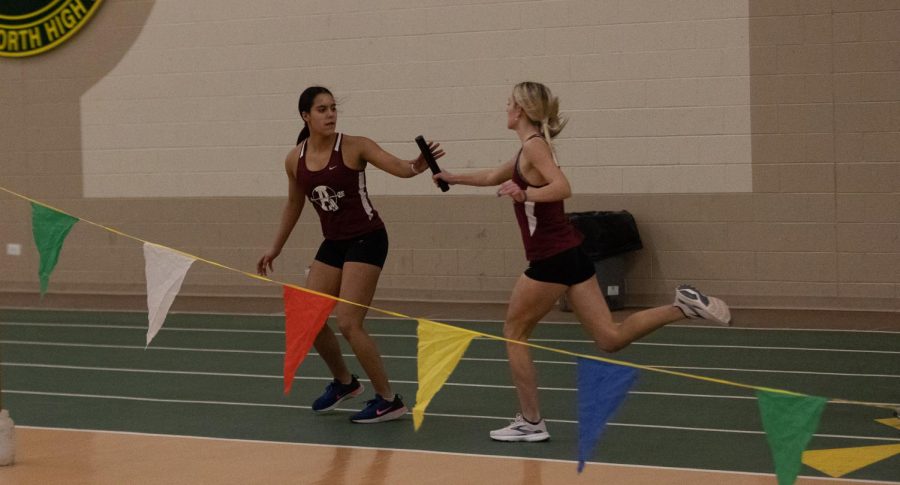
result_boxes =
[297,133,385,240]
[511,135,583,261]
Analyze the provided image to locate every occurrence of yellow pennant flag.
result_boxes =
[875,417,900,431]
[802,444,900,478]
[413,319,476,431]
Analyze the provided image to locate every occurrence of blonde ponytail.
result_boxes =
[541,120,559,166]
[513,81,567,165]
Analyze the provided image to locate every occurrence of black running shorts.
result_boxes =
[524,244,595,286]
[314,228,389,269]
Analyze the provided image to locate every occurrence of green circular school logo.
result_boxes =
[0,0,104,58]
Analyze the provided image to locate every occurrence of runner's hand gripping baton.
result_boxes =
[415,135,450,192]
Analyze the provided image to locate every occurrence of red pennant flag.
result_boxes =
[283,286,336,395]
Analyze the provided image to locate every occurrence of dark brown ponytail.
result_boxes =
[296,86,332,145]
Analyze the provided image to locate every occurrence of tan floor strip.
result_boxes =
[0,427,891,485]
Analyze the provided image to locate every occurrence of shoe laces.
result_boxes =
[363,394,385,408]
[511,413,541,426]
[327,376,357,392]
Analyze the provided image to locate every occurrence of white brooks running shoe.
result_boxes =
[674,285,731,325]
[490,414,550,442]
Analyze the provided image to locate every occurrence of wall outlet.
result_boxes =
[6,243,22,256]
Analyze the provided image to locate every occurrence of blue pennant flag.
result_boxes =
[577,357,638,472]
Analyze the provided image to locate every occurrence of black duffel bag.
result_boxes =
[567,210,643,260]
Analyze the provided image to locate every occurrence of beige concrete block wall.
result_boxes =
[744,0,899,309]
[1,0,898,312]
[74,1,751,198]
[830,2,900,304]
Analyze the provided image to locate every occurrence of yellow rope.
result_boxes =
[3,186,896,412]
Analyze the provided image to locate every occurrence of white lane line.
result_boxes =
[362,316,900,334]
[0,340,283,354]
[3,322,898,354]
[7,391,899,443]
[5,314,900,334]
[535,340,900,355]
[8,361,899,407]
[622,342,900,354]
[3,340,898,378]
[654,365,900,379]
[1,362,766,400]
[0,322,284,334]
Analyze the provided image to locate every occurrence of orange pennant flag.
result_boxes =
[283,286,336,395]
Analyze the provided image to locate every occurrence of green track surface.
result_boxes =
[1,309,898,481]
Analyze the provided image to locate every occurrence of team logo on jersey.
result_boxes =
[1,0,104,58]
[310,186,344,212]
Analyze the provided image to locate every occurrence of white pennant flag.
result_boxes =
[143,243,195,346]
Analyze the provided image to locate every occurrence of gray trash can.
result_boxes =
[559,210,642,311]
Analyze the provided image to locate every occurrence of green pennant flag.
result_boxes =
[757,391,827,485]
[31,203,79,296]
